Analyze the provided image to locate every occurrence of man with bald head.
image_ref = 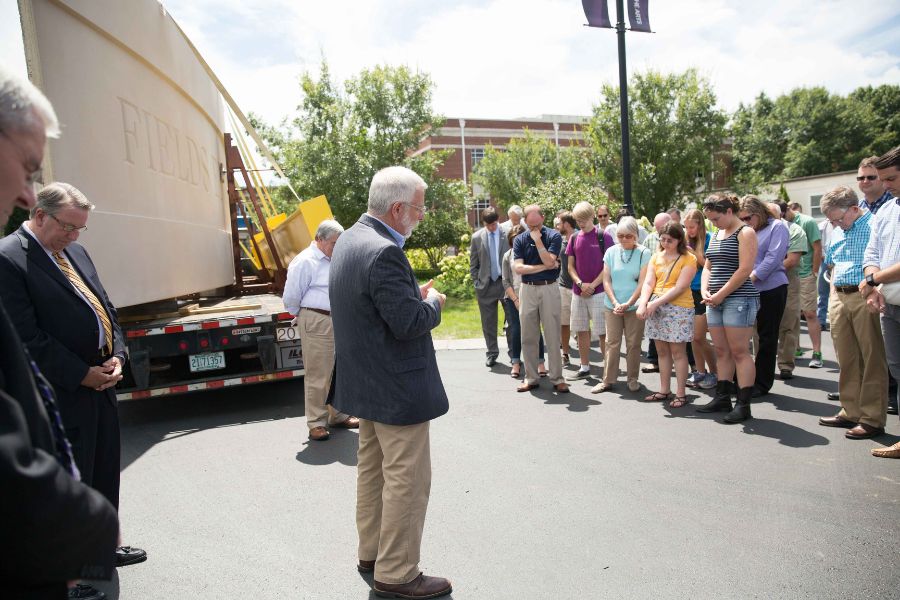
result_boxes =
[0,65,118,600]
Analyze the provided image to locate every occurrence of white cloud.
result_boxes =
[3,0,899,127]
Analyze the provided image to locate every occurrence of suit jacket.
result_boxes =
[469,226,509,294]
[0,300,118,598]
[328,214,448,425]
[0,228,126,429]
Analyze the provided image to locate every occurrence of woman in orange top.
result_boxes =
[636,223,698,407]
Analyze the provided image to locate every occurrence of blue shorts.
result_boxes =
[706,295,759,328]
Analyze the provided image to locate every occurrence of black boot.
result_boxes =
[697,380,733,413]
[724,386,753,424]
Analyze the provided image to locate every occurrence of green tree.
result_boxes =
[522,177,619,221]
[472,131,593,211]
[250,61,446,229]
[730,85,900,185]
[586,69,727,217]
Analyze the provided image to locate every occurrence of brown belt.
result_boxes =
[834,285,859,294]
[522,280,555,286]
[302,307,331,316]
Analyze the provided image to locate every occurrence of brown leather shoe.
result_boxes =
[845,423,885,439]
[818,415,856,428]
[374,573,452,599]
[871,442,900,458]
[357,559,375,573]
[308,426,330,441]
[517,382,539,392]
[333,416,360,429]
[554,383,570,393]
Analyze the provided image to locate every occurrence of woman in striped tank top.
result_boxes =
[698,193,760,423]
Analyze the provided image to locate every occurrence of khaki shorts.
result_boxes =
[799,274,817,314]
[570,292,605,333]
[560,286,573,326]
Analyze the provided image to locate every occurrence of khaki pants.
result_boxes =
[299,310,348,429]
[829,290,888,428]
[357,419,431,584]
[520,282,563,385]
[604,308,645,386]
[777,270,801,372]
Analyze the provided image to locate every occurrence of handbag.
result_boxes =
[880,282,900,306]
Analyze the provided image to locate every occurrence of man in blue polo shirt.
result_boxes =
[513,204,569,393]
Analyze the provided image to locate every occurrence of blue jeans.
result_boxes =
[503,298,544,364]
[817,268,830,326]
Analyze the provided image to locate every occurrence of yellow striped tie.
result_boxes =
[52,252,114,355]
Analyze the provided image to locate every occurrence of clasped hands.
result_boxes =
[81,356,123,391]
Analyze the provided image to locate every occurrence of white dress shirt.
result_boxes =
[283,242,332,314]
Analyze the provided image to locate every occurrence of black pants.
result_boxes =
[65,391,121,511]
[755,284,788,393]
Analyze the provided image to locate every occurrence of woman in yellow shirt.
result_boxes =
[636,223,698,407]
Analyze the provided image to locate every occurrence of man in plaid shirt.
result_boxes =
[819,186,888,440]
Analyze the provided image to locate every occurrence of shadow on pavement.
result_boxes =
[522,387,601,412]
[767,392,837,417]
[739,418,830,448]
[118,379,304,471]
[296,429,359,466]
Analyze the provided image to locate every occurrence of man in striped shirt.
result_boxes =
[819,186,888,440]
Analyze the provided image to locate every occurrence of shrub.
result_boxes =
[435,250,474,299]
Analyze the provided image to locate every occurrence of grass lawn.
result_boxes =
[432,296,503,340]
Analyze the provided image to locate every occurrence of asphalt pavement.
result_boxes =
[99,329,899,599]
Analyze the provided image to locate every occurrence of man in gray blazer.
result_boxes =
[469,207,509,366]
[329,166,452,599]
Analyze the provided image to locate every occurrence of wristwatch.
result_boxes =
[866,273,877,287]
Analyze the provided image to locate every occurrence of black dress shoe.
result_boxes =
[485,356,497,367]
[116,545,147,567]
[827,392,840,401]
[641,364,659,373]
[68,584,105,600]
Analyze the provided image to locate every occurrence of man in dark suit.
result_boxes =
[0,182,146,573]
[0,66,118,599]
[329,166,452,599]
[469,206,509,367]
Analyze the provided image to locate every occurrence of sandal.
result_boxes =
[641,391,671,403]
[510,365,521,378]
[669,396,689,408]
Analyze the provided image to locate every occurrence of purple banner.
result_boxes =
[582,0,612,28]
[627,0,651,32]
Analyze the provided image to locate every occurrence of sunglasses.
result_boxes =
[597,213,609,218]
[740,215,754,223]
[856,175,878,181]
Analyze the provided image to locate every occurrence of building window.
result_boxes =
[473,196,491,211]
[471,148,485,169]
[810,194,823,219]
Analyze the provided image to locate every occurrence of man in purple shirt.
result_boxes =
[566,201,615,380]
[738,196,789,397]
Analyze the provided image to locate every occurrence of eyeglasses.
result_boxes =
[0,127,43,186]
[856,175,878,182]
[597,213,610,218]
[49,213,88,233]
[739,215,754,223]
[399,202,428,215]
[827,208,850,225]
[659,237,676,244]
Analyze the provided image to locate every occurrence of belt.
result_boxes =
[302,307,331,316]
[522,280,555,286]
[834,285,859,294]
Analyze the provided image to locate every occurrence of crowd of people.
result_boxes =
[470,152,900,459]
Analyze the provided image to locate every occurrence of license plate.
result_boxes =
[189,351,226,372]
[276,324,300,341]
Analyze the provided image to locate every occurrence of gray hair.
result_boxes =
[0,65,60,137]
[819,185,858,215]
[315,219,343,241]
[367,166,427,216]
[32,182,95,218]
[508,205,523,218]
[616,216,640,238]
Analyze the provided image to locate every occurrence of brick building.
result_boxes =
[412,115,588,227]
